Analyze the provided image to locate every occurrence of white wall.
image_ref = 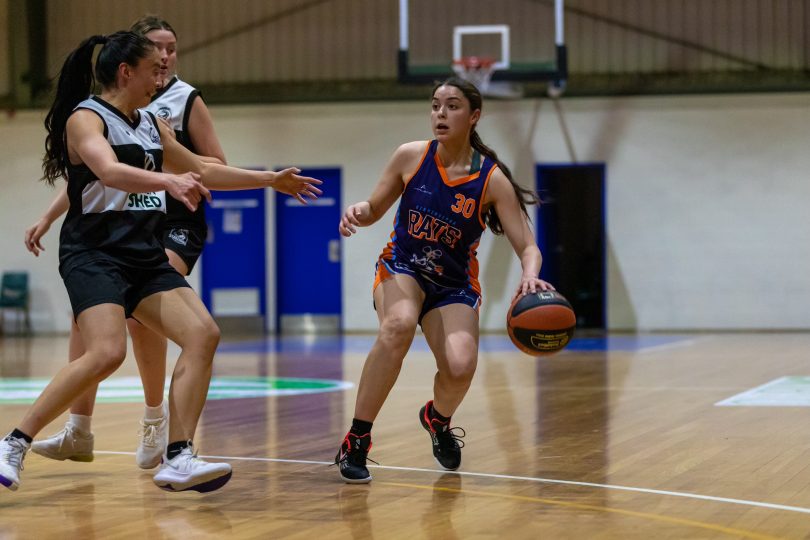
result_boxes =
[1,92,809,333]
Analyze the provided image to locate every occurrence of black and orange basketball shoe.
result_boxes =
[334,432,373,484]
[419,400,466,471]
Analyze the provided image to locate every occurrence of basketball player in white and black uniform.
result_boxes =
[29,16,251,472]
[23,16,321,473]
[59,96,185,316]
[1,30,320,493]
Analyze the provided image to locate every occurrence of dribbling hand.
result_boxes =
[513,276,555,301]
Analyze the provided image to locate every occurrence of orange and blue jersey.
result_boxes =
[376,139,498,296]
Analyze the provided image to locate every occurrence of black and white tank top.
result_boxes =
[59,95,167,273]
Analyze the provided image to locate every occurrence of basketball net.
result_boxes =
[452,56,496,93]
[452,56,523,99]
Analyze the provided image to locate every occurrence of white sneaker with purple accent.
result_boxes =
[0,436,30,491]
[152,446,232,493]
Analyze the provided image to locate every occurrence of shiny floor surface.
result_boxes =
[2,332,810,539]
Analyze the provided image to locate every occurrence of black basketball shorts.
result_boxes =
[161,226,206,273]
[61,257,190,319]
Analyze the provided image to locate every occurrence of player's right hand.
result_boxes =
[166,172,212,211]
[339,201,372,237]
[24,218,51,257]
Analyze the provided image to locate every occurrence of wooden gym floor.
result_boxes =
[1,332,810,539]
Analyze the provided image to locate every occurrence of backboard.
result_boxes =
[397,0,567,92]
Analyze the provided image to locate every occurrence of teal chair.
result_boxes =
[0,272,31,335]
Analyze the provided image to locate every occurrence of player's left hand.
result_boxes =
[271,167,323,204]
[513,276,554,301]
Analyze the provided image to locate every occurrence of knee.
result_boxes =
[378,316,417,348]
[203,320,221,352]
[441,358,478,388]
[86,343,127,379]
[183,318,220,357]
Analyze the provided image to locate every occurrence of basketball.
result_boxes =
[507,290,576,356]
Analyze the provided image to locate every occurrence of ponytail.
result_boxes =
[42,34,107,185]
[42,31,155,185]
[469,131,540,235]
[432,77,540,235]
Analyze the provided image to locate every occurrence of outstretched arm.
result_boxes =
[25,183,69,256]
[67,110,211,211]
[339,141,426,237]
[485,168,554,299]
[159,120,322,203]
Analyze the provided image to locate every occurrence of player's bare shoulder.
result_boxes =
[67,108,104,134]
[391,140,431,180]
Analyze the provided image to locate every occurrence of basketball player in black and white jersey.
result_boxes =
[24,16,301,472]
[0,31,320,493]
[24,16,233,471]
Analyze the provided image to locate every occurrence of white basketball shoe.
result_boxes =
[152,445,232,493]
[136,413,169,469]
[0,436,30,491]
[31,423,94,462]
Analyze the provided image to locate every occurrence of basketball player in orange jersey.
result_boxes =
[0,30,320,493]
[334,77,554,483]
[22,15,285,471]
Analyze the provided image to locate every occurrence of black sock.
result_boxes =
[350,418,373,437]
[167,440,191,460]
[429,403,451,423]
[8,429,33,444]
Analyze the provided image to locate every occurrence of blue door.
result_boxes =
[201,188,267,330]
[275,167,342,333]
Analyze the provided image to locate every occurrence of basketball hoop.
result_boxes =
[452,56,497,93]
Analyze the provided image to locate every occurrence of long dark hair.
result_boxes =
[42,31,155,185]
[432,77,540,235]
[130,14,177,38]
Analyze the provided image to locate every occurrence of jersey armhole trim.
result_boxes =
[477,164,499,229]
[403,140,432,188]
[183,90,201,140]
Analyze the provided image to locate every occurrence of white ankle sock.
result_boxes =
[68,414,92,435]
[144,402,166,421]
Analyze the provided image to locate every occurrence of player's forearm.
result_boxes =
[99,163,173,193]
[41,185,70,223]
[520,245,542,278]
[197,162,271,191]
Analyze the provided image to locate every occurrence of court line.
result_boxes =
[379,481,780,540]
[95,450,810,516]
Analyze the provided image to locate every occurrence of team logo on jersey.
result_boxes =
[415,184,433,195]
[407,209,462,248]
[144,152,157,171]
[410,246,444,275]
[126,191,165,210]
[168,228,189,246]
[148,125,160,144]
[156,106,171,120]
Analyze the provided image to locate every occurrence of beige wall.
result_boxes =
[2,92,809,333]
